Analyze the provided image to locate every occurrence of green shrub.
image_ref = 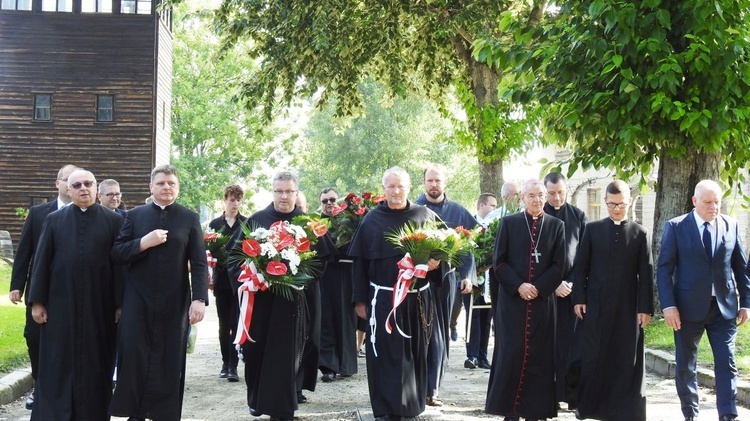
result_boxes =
[0,260,29,373]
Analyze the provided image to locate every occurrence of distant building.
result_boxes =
[0,0,172,247]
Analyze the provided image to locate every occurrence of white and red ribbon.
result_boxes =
[384,253,428,337]
[206,250,217,289]
[233,261,269,348]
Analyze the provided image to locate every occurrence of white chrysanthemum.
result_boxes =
[288,224,306,240]
[251,227,271,240]
[281,248,301,274]
[261,243,278,258]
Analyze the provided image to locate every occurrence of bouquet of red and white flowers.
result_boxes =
[328,191,385,247]
[231,215,329,346]
[204,228,231,290]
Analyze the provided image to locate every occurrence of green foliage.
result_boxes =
[476,0,750,185]
[0,261,29,374]
[298,79,480,209]
[212,0,547,170]
[171,4,272,212]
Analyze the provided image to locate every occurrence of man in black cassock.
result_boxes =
[414,163,476,406]
[27,169,124,420]
[317,187,359,382]
[350,166,442,421]
[109,165,208,421]
[228,171,335,421]
[571,180,653,421]
[486,179,566,421]
[543,172,587,408]
[10,164,78,411]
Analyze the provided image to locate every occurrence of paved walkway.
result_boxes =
[2,303,750,420]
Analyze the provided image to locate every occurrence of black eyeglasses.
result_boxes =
[320,198,337,204]
[605,202,627,209]
[70,181,94,189]
[105,193,122,199]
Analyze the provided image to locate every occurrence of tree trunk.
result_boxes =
[651,146,721,311]
[478,158,503,195]
[470,59,504,195]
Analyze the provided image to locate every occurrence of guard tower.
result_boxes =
[0,0,172,245]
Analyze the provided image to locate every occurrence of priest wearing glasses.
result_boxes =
[486,179,566,421]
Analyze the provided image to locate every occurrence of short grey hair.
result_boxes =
[272,170,299,188]
[98,179,120,194]
[382,166,411,187]
[520,179,545,195]
[500,180,520,198]
[694,179,722,197]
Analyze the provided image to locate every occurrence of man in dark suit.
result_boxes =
[9,164,78,410]
[657,179,750,421]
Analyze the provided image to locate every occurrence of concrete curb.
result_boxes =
[0,367,32,406]
[645,347,750,405]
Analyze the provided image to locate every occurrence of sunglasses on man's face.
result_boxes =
[320,198,337,204]
[70,181,94,189]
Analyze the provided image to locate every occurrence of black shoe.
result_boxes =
[297,391,307,403]
[503,418,519,421]
[25,392,34,410]
[227,366,239,382]
[426,396,443,406]
[249,407,262,417]
[219,363,229,378]
[464,357,478,369]
[684,417,695,421]
[451,328,458,341]
[321,372,336,382]
[719,416,737,421]
[478,359,492,369]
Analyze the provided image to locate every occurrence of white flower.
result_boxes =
[287,224,306,240]
[260,243,278,259]
[280,248,301,274]
[251,227,271,240]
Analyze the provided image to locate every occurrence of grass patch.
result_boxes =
[0,260,29,373]
[645,316,750,381]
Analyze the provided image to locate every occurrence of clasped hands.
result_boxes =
[518,282,538,301]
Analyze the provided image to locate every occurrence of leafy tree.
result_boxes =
[211,0,548,195]
[475,0,750,256]
[171,5,272,213]
[299,78,480,210]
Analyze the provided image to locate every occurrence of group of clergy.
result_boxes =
[12,164,208,421]
[14,161,748,421]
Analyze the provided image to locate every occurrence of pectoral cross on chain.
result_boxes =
[531,249,541,263]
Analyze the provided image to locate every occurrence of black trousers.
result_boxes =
[214,287,239,366]
[24,304,41,379]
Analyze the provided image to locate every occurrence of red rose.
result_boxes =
[331,205,344,216]
[296,237,311,252]
[371,195,386,204]
[352,196,363,205]
[362,192,372,200]
[204,232,219,242]
[354,207,366,216]
[339,202,348,210]
[266,261,288,276]
[242,239,262,257]
[346,193,356,200]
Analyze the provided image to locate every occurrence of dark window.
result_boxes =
[81,0,112,13]
[122,0,151,14]
[1,0,32,10]
[34,94,51,121]
[97,95,114,122]
[42,0,72,12]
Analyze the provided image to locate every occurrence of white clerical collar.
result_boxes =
[78,206,88,212]
[153,200,174,210]
[610,217,627,225]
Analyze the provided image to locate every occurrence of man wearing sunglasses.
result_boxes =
[27,169,125,420]
[10,163,78,411]
[317,188,359,383]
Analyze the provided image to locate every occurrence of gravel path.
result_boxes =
[3,302,750,420]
